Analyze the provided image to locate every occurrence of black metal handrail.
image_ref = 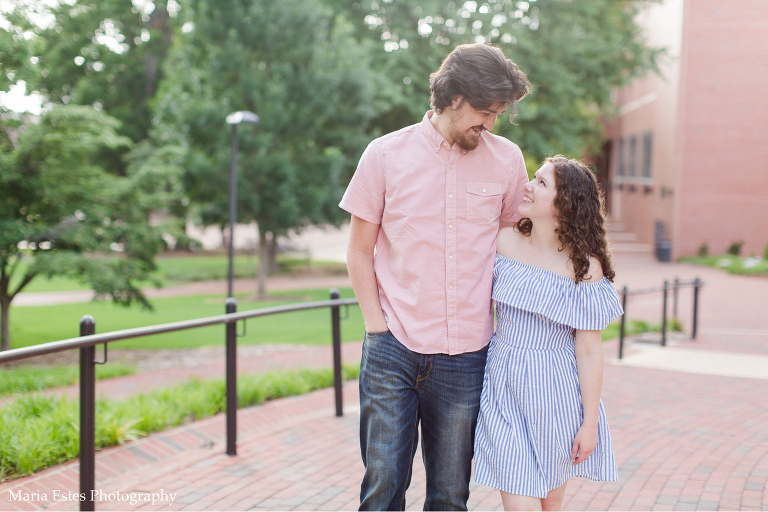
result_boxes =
[0,290,359,511]
[617,277,704,359]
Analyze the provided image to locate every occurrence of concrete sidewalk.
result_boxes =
[1,337,767,511]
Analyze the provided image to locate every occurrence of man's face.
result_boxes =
[448,99,506,152]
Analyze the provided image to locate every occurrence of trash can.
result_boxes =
[656,239,672,262]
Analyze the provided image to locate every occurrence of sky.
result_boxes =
[1,82,44,115]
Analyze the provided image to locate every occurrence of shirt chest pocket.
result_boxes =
[466,182,503,224]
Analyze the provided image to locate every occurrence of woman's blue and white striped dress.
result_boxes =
[473,254,624,498]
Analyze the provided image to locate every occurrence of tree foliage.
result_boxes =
[330,0,662,170]
[0,8,40,94]
[20,0,176,149]
[153,0,377,235]
[151,0,378,295]
[0,3,185,350]
[0,0,663,340]
[0,105,176,350]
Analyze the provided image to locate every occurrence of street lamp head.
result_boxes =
[226,111,260,125]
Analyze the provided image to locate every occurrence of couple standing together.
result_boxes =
[340,43,623,511]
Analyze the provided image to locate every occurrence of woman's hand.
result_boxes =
[571,423,598,464]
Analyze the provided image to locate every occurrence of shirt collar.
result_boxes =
[420,111,470,155]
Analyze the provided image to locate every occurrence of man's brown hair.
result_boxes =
[430,43,531,118]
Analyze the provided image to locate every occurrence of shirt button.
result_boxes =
[448,223,453,229]
[435,147,439,152]
[449,284,453,290]
[449,315,453,320]
[448,254,454,260]
[449,194,454,199]
[482,188,486,192]
[449,165,453,169]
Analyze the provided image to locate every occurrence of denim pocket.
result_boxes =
[466,182,502,224]
[365,329,391,337]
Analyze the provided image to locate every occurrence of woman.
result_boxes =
[473,156,623,511]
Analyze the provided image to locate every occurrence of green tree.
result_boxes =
[0,8,40,94]
[152,0,377,297]
[330,0,662,171]
[0,105,176,351]
[20,0,177,150]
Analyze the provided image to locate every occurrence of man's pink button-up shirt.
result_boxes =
[339,111,528,355]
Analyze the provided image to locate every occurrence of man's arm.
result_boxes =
[499,147,529,228]
[347,214,388,333]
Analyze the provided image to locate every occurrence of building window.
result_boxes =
[628,135,637,177]
[642,132,653,179]
[617,138,625,177]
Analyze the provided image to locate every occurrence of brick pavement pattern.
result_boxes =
[2,357,767,511]
[2,254,768,510]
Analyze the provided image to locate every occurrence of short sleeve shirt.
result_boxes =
[339,111,528,355]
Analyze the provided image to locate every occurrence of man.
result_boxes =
[339,43,531,511]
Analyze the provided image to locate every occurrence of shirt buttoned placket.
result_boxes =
[444,142,462,354]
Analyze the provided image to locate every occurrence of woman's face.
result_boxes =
[518,162,558,222]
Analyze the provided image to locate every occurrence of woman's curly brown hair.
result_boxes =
[517,156,615,283]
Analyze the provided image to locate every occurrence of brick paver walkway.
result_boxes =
[2,344,767,511]
[2,254,768,511]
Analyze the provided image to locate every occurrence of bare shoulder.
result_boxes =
[496,226,522,260]
[583,256,605,283]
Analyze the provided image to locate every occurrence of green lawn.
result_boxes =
[679,254,768,276]
[0,363,137,396]
[14,274,93,293]
[9,287,364,350]
[602,318,681,341]
[12,253,347,293]
[14,254,261,293]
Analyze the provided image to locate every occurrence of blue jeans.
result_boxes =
[359,330,488,511]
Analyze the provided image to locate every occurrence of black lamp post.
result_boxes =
[225,111,259,298]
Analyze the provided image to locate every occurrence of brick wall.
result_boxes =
[608,0,768,258]
[607,0,684,250]
[673,0,768,257]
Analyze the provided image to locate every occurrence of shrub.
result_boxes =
[764,242,768,260]
[0,363,360,479]
[727,241,744,256]
[698,243,709,257]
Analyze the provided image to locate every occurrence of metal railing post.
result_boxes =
[330,289,343,417]
[79,315,96,511]
[619,286,628,360]
[692,277,700,340]
[673,277,679,322]
[661,280,668,347]
[225,298,237,456]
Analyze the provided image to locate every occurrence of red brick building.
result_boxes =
[602,0,768,259]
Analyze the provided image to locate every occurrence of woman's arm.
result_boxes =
[571,255,606,464]
[571,328,603,464]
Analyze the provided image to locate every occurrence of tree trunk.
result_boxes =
[0,295,11,352]
[257,229,268,300]
[0,266,36,351]
[267,235,278,274]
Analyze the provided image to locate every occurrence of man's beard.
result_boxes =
[449,117,483,151]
